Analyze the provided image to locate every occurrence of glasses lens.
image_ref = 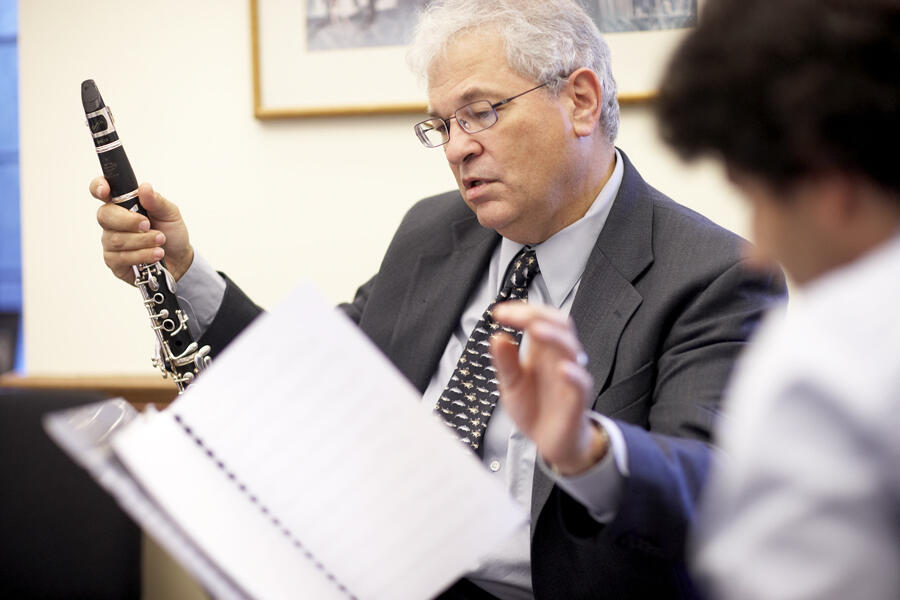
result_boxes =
[456,101,497,134]
[415,119,449,147]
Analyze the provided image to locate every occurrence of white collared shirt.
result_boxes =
[693,231,900,600]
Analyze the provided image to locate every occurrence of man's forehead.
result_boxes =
[426,82,508,116]
[425,43,536,115]
[425,30,513,110]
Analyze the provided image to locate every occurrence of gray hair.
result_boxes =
[408,0,620,143]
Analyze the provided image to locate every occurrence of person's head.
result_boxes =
[407,0,620,244]
[657,0,900,284]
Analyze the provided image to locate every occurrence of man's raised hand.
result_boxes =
[92,179,193,284]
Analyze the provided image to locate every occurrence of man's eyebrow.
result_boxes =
[459,87,493,103]
[427,87,500,118]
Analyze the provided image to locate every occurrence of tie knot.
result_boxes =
[500,246,540,301]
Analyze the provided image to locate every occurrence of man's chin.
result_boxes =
[470,204,513,232]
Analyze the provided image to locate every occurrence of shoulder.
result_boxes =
[401,189,471,226]
[653,191,743,247]
[613,153,758,284]
[617,150,748,260]
[649,190,757,298]
[642,181,750,280]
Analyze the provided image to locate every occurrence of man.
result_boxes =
[655,0,900,598]
[92,1,783,597]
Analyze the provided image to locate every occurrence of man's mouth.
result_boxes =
[464,178,492,190]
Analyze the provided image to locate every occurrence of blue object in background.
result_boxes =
[0,0,22,373]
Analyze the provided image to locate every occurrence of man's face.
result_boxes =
[426,32,582,244]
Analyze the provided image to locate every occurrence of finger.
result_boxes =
[102,229,166,253]
[492,332,539,435]
[527,319,585,362]
[490,332,523,388]
[104,247,165,271]
[560,361,595,401]
[492,301,571,331]
[97,202,151,233]
[493,302,584,362]
[90,176,110,201]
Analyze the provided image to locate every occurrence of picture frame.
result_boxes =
[250,0,696,119]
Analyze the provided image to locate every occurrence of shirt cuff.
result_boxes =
[538,413,629,524]
[175,252,226,340]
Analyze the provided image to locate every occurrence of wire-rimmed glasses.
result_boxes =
[413,82,549,148]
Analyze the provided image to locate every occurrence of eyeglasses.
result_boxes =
[413,82,549,148]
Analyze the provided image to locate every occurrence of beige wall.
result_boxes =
[18,0,747,376]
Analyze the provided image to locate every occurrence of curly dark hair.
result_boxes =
[656,0,900,196]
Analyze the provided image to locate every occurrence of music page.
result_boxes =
[111,282,526,600]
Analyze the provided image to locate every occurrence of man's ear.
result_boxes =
[566,68,604,137]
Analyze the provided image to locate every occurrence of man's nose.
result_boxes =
[443,119,482,165]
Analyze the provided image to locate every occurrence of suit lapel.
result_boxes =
[531,151,655,527]
[388,215,500,393]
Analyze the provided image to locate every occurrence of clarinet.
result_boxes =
[81,79,211,392]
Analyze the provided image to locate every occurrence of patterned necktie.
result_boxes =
[435,246,540,452]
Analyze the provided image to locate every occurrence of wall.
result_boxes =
[18,0,747,376]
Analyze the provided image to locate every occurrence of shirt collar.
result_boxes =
[498,148,625,307]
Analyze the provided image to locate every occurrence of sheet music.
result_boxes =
[43,400,251,600]
[110,282,526,600]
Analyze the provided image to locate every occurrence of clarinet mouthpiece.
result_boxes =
[81,79,104,113]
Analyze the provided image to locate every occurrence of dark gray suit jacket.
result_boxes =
[199,152,785,599]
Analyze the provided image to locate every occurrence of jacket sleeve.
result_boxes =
[196,273,264,357]
[198,272,378,358]
[556,259,786,560]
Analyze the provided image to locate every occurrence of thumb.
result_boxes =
[137,182,181,223]
[138,183,181,222]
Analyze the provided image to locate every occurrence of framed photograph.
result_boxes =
[586,0,701,103]
[250,0,699,119]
